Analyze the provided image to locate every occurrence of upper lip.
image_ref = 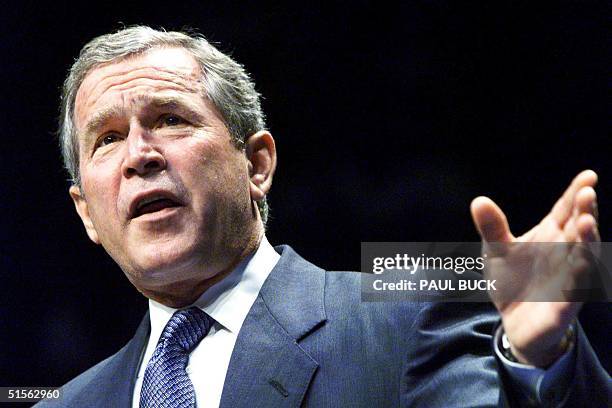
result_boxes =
[128,189,183,219]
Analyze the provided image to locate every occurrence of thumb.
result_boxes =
[470,196,514,244]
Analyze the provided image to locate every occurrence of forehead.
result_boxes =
[74,47,202,130]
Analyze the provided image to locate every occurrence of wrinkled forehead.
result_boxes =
[74,47,203,130]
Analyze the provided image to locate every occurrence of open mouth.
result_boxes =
[132,195,182,218]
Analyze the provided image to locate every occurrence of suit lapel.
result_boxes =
[219,246,327,407]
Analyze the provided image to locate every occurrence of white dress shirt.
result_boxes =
[132,236,280,408]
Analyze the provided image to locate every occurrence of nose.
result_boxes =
[121,124,166,178]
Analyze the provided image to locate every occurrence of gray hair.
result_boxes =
[59,25,269,223]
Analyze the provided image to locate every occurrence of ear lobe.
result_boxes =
[69,185,100,244]
[246,131,277,202]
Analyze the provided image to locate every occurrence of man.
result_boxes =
[39,26,609,407]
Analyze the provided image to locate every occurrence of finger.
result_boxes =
[470,196,514,243]
[575,186,598,220]
[577,213,600,243]
[561,187,597,243]
[576,213,601,259]
[550,170,598,226]
[563,244,591,302]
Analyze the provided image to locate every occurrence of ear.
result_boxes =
[69,185,100,244]
[245,130,277,202]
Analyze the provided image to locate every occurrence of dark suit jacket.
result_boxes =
[38,246,610,407]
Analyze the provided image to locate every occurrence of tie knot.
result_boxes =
[158,307,213,354]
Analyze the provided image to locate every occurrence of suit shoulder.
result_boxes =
[34,350,119,407]
[323,270,425,328]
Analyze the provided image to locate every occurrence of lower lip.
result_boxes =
[132,206,182,222]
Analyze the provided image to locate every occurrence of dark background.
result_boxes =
[1,1,609,388]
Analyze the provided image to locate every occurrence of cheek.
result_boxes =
[179,148,250,211]
[178,137,246,183]
[90,193,121,236]
[81,174,122,229]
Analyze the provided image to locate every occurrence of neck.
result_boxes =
[142,228,264,308]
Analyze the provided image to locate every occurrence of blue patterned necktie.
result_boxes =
[140,307,213,408]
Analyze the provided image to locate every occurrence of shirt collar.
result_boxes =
[148,235,280,342]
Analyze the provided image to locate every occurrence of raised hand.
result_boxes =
[470,170,599,367]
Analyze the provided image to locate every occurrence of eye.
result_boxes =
[162,114,184,127]
[95,133,121,149]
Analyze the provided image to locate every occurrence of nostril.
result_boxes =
[124,155,165,177]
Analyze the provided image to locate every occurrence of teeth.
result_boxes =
[137,195,169,210]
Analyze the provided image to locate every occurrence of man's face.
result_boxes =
[71,47,260,300]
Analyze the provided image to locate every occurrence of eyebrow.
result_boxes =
[83,105,124,138]
[147,96,206,123]
[82,95,206,138]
